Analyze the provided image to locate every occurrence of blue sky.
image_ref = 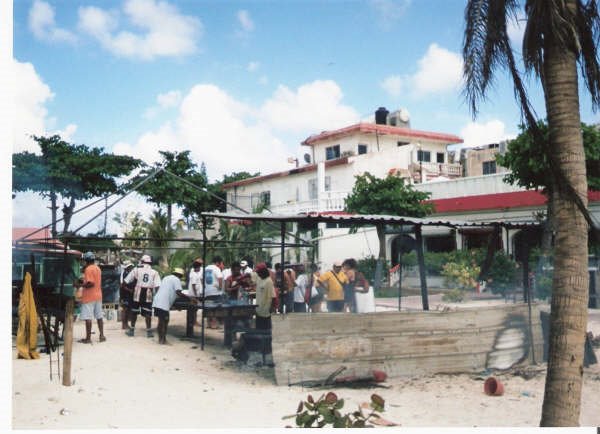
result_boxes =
[9,0,600,230]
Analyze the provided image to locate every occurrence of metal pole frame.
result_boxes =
[201,216,207,351]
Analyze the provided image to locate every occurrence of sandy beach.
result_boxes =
[11,297,600,429]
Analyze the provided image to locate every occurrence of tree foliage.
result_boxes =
[344,172,433,260]
[497,121,600,191]
[12,135,141,235]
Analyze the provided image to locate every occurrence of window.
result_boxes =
[358,144,368,155]
[436,152,445,163]
[260,191,270,207]
[397,141,410,147]
[417,150,431,162]
[482,161,496,175]
[325,145,340,160]
[308,176,331,200]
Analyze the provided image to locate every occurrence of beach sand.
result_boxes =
[11,298,600,429]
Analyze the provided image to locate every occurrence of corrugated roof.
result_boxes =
[200,211,540,229]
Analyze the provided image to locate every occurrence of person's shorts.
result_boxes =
[79,300,104,320]
[326,300,345,312]
[131,288,153,317]
[153,307,169,321]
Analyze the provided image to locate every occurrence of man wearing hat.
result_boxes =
[78,251,106,343]
[152,267,186,345]
[240,260,252,275]
[124,254,161,337]
[316,260,349,312]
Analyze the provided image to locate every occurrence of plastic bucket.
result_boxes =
[484,377,504,396]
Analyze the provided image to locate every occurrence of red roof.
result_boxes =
[430,190,600,214]
[302,122,463,146]
[222,157,350,189]
[13,227,53,242]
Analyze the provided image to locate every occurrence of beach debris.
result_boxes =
[59,408,70,416]
[483,377,504,396]
[520,391,532,397]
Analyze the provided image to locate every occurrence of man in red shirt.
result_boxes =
[78,251,106,343]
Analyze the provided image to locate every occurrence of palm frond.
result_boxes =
[463,0,521,117]
[576,0,600,108]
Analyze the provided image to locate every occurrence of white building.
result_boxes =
[221,107,600,270]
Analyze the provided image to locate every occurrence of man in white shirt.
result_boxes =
[124,254,161,337]
[293,264,309,312]
[203,256,224,329]
[186,258,203,326]
[240,260,253,275]
[152,267,185,345]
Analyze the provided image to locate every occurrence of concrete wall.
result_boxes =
[271,303,544,385]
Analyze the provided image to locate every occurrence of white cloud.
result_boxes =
[459,119,516,148]
[78,0,202,60]
[381,75,403,97]
[55,124,78,142]
[370,0,411,30]
[13,59,54,152]
[157,90,182,108]
[247,61,260,72]
[28,0,77,44]
[412,43,463,95]
[260,80,359,133]
[381,43,463,98]
[143,90,182,119]
[237,10,254,32]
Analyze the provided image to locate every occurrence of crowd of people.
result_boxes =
[76,251,371,345]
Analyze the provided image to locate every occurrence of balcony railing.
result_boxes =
[412,162,462,178]
[269,190,349,214]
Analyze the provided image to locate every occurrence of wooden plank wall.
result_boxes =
[271,303,544,386]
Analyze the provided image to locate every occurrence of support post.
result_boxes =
[415,225,429,311]
[62,298,74,386]
[201,216,207,351]
[397,225,403,312]
[280,222,286,314]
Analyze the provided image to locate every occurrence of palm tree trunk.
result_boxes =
[540,21,589,426]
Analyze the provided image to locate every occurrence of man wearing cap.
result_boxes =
[185,258,203,326]
[152,268,186,345]
[78,251,106,343]
[253,263,276,329]
[124,254,161,337]
[316,261,349,312]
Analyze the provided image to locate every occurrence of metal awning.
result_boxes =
[200,211,541,229]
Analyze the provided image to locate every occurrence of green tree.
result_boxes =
[146,209,176,270]
[113,211,148,249]
[463,0,600,425]
[344,172,434,262]
[133,150,205,229]
[12,135,141,237]
[497,121,600,249]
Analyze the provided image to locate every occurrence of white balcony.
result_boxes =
[410,162,462,181]
[269,190,349,214]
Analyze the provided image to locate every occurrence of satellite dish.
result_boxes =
[399,108,410,123]
[303,153,311,164]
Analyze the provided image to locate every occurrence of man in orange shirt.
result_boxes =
[79,251,106,343]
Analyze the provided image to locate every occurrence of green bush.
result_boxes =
[356,255,389,283]
[283,392,387,428]
[442,287,466,302]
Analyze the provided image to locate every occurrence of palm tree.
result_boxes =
[463,0,600,426]
[146,209,176,271]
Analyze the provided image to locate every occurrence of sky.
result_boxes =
[8,0,600,233]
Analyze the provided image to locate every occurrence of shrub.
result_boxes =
[356,255,389,283]
[442,287,466,302]
[283,392,386,428]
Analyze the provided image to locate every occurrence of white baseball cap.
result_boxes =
[141,254,152,263]
[240,260,248,267]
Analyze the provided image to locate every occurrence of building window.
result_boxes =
[325,145,340,160]
[308,176,331,200]
[482,161,496,175]
[358,144,368,155]
[417,150,431,162]
[260,191,270,207]
[436,152,445,163]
